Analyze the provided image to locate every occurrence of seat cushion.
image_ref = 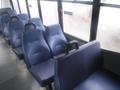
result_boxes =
[30,59,55,87]
[74,70,120,90]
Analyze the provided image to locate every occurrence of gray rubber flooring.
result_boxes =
[0,35,44,90]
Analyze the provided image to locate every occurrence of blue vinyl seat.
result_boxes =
[22,26,55,88]
[0,13,27,43]
[45,24,79,57]
[0,8,16,27]
[1,9,16,39]
[0,8,11,14]
[0,16,2,33]
[29,18,45,30]
[24,22,37,31]
[55,41,120,90]
[9,16,24,58]
[17,14,29,25]
[4,8,16,16]
[0,8,8,33]
[0,8,16,16]
[1,12,10,38]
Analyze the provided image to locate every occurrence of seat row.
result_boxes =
[22,16,79,89]
[0,8,120,90]
[0,7,78,89]
[0,8,29,58]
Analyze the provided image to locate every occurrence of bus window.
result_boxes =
[63,0,93,1]
[0,0,1,8]
[28,0,39,18]
[63,2,92,41]
[101,0,120,5]
[12,0,19,14]
[97,7,120,53]
[1,0,11,8]
[18,0,28,14]
[40,1,59,25]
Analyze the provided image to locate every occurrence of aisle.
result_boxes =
[0,35,43,90]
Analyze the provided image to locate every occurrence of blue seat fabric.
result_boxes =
[8,14,28,47]
[22,29,55,87]
[1,8,16,38]
[0,16,2,32]
[0,8,16,31]
[0,8,16,32]
[9,16,24,58]
[0,8,16,16]
[17,14,29,25]
[22,29,52,67]
[1,13,10,38]
[9,16,24,48]
[55,41,120,90]
[45,24,68,56]
[4,8,16,16]
[30,59,55,87]
[29,18,45,31]
[74,70,120,90]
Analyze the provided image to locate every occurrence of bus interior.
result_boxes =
[0,0,120,90]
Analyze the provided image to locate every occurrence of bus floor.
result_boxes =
[0,35,44,90]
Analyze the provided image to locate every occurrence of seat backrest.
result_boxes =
[0,8,16,16]
[24,22,37,32]
[22,28,52,68]
[17,14,29,25]
[0,16,2,32]
[0,8,10,15]
[0,8,16,32]
[0,8,7,31]
[55,41,103,90]
[9,16,24,48]
[1,12,10,34]
[6,8,16,16]
[29,18,45,31]
[3,19,10,38]
[45,24,68,56]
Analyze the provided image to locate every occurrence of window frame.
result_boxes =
[9,0,120,52]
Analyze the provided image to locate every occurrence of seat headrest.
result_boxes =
[24,22,36,32]
[29,18,45,30]
[2,12,10,16]
[10,16,19,22]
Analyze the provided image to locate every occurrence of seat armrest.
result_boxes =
[65,40,79,54]
[53,53,66,60]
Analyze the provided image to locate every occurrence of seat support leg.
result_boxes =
[45,84,52,90]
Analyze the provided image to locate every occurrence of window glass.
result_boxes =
[0,0,1,8]
[62,0,92,1]
[1,0,11,8]
[40,1,59,25]
[12,0,19,14]
[28,0,39,18]
[18,0,28,14]
[101,0,120,5]
[63,3,92,41]
[97,7,120,52]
